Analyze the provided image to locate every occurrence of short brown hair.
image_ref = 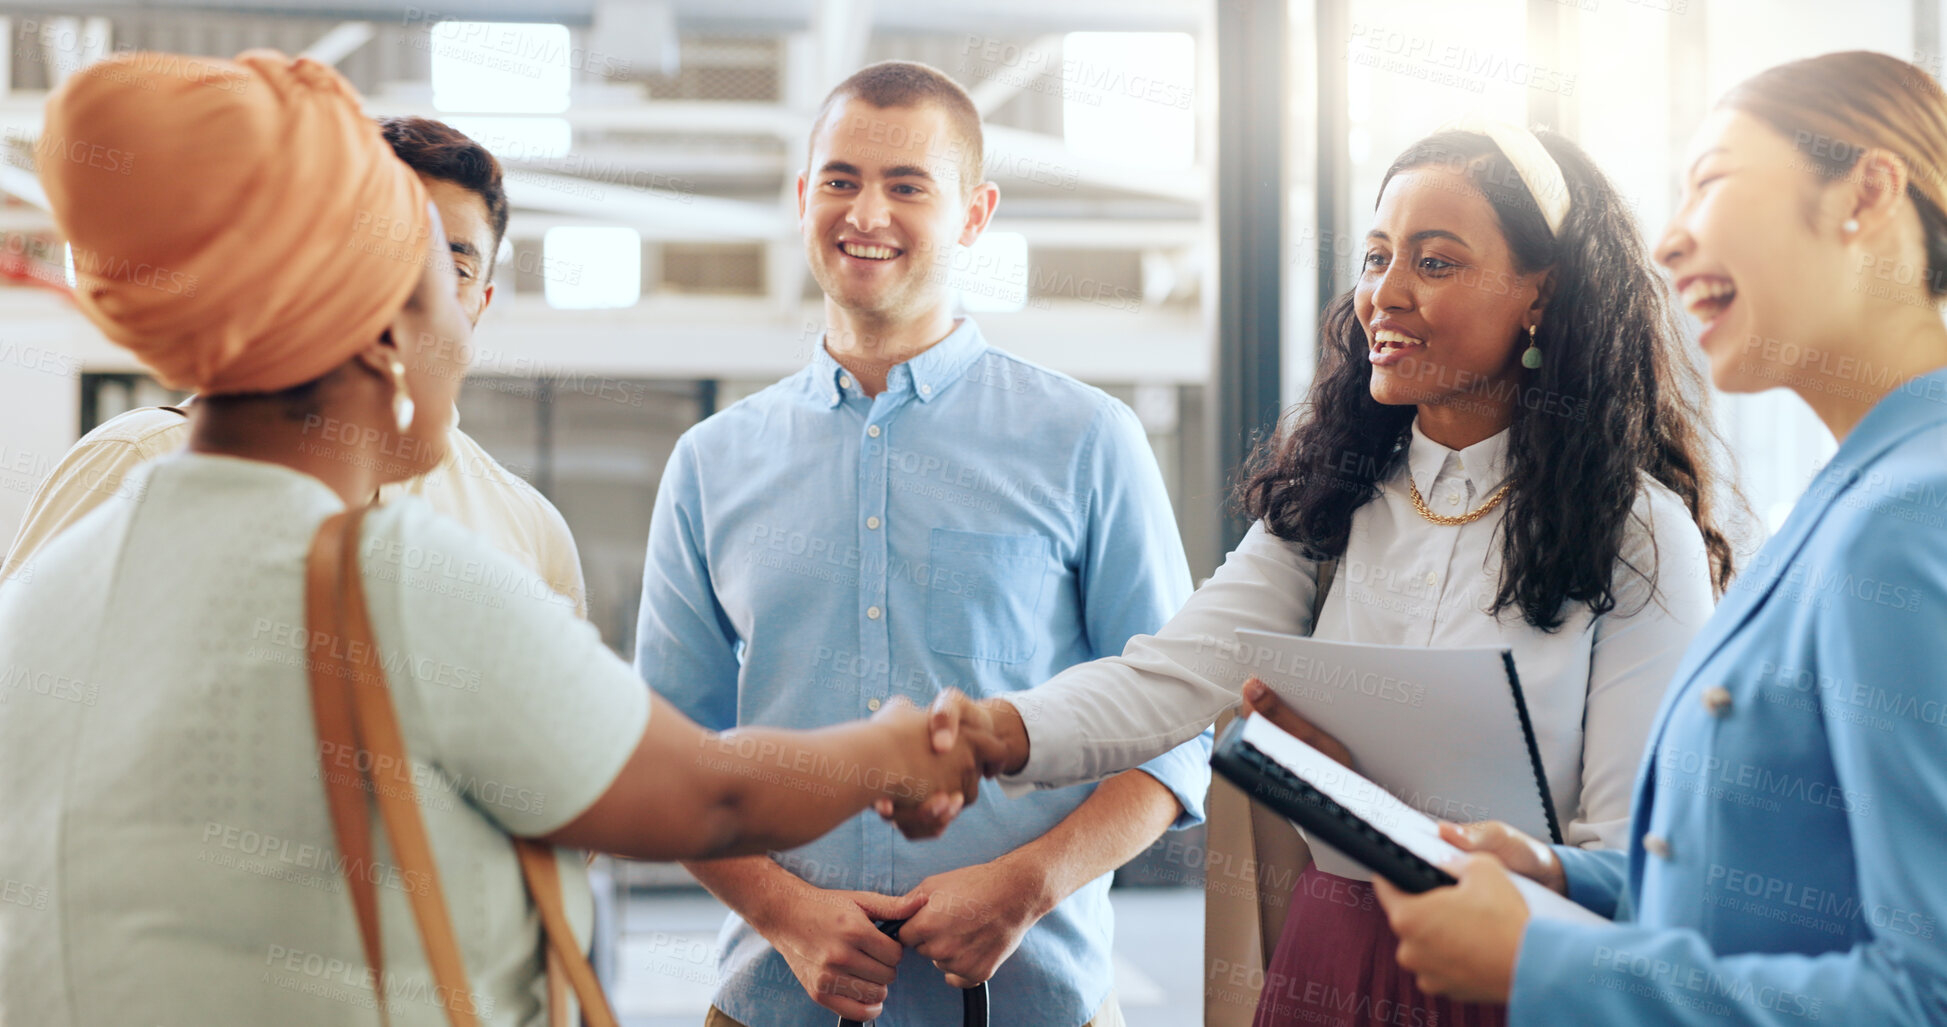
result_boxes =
[1721,51,1947,295]
[806,60,984,194]
[375,115,510,272]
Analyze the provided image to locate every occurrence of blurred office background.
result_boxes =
[0,1,1935,1023]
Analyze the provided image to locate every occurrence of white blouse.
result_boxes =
[1004,419,1716,852]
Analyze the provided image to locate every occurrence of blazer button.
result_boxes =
[1701,686,1733,716]
[1643,833,1672,860]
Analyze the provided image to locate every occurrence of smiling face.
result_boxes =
[798,98,994,325]
[1655,108,1870,393]
[1355,166,1547,416]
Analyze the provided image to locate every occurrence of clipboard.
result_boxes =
[1230,631,1562,878]
[1211,716,1606,922]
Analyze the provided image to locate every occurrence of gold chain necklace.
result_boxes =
[1408,477,1513,526]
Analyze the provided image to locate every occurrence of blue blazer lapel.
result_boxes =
[1641,369,1947,758]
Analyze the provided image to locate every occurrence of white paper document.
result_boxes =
[1240,716,1606,924]
[1233,630,1559,880]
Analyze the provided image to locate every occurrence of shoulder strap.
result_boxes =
[307,510,386,1016]
[307,507,621,1027]
[517,840,621,1027]
[330,507,481,1026]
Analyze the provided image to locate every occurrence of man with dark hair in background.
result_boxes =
[3,115,587,620]
[639,60,1210,1027]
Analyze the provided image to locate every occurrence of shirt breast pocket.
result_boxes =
[925,528,1052,664]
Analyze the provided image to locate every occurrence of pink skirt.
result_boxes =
[1252,865,1506,1027]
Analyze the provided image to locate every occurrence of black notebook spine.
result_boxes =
[1210,726,1458,894]
[1500,650,1565,846]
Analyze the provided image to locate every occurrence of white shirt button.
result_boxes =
[867,425,881,438]
[1425,572,1438,586]
[867,606,881,620]
[1643,833,1672,859]
[920,384,932,396]
[829,392,839,403]
[866,516,881,530]
[839,375,852,389]
[866,697,882,712]
[1702,686,1733,716]
[1447,493,1462,506]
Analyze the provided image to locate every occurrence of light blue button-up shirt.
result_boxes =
[636,317,1210,1027]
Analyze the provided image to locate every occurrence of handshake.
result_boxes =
[863,689,1032,840]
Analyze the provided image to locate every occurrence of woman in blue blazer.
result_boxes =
[1363,50,1947,1026]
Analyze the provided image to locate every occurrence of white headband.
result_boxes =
[1438,116,1571,236]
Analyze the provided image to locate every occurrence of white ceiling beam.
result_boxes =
[811,0,873,92]
[502,169,781,239]
[299,21,376,66]
[965,33,1063,116]
[0,162,48,210]
[42,17,111,89]
[0,18,12,100]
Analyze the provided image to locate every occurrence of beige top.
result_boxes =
[1,406,586,618]
[0,453,647,1026]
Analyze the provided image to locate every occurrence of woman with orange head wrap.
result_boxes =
[0,50,978,1027]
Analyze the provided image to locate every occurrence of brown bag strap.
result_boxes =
[306,507,621,1027]
[330,508,482,1027]
[517,839,622,1027]
[307,510,387,1018]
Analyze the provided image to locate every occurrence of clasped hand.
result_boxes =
[871,689,1032,838]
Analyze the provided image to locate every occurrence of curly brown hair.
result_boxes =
[1237,130,1744,630]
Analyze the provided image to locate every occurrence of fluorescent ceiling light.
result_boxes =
[543,226,640,309]
[431,22,572,114]
[1061,32,1195,171]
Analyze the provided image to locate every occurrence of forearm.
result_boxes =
[683,854,808,933]
[691,721,921,856]
[998,768,1183,915]
[549,699,932,862]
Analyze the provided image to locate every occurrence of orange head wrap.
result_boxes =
[37,49,431,395]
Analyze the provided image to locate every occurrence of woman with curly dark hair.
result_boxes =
[935,122,1746,1026]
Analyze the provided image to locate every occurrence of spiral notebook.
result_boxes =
[1213,715,1605,923]
[1230,630,1562,880]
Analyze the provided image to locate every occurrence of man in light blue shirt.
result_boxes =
[635,60,1209,1027]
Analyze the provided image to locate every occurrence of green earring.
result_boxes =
[1521,324,1543,369]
